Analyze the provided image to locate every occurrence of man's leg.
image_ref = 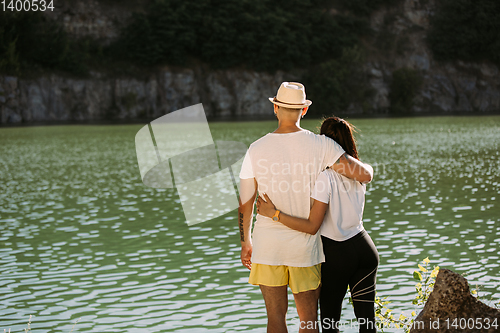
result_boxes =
[260,285,289,333]
[293,287,321,333]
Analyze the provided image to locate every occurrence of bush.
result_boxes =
[337,0,403,16]
[388,67,422,113]
[1,1,374,78]
[0,11,90,76]
[115,0,371,71]
[427,0,500,64]
[0,36,20,75]
[303,45,374,115]
[1,1,373,77]
[0,12,22,75]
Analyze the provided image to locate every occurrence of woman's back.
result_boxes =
[312,168,366,241]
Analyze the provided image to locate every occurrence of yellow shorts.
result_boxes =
[248,263,321,294]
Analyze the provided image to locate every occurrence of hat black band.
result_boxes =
[273,97,306,106]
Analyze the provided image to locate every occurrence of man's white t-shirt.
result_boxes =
[239,130,344,267]
[311,168,366,241]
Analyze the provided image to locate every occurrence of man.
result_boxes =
[238,82,373,333]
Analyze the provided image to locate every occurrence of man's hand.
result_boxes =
[241,243,252,270]
[331,153,373,184]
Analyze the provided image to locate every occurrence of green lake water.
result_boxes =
[1,116,499,332]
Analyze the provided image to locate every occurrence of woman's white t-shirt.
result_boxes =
[239,130,345,267]
[311,168,366,241]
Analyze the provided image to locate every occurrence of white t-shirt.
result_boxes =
[311,168,366,241]
[239,130,345,267]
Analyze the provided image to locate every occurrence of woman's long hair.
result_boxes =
[320,116,359,160]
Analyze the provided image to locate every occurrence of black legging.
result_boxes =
[320,230,379,333]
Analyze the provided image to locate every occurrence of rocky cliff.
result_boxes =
[1,0,499,124]
[0,67,290,123]
[365,0,500,114]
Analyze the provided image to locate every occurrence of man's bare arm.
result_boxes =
[239,178,257,270]
[331,153,373,184]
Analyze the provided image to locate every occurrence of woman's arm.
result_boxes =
[256,193,328,235]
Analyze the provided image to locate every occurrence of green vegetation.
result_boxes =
[304,45,374,115]
[0,1,370,73]
[347,258,439,332]
[114,0,370,71]
[337,0,403,16]
[0,11,100,76]
[427,0,500,64]
[388,67,423,113]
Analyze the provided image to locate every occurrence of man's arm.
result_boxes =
[331,153,373,184]
[239,178,257,270]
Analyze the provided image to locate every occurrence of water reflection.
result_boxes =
[0,117,499,332]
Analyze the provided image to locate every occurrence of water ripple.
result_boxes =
[0,118,499,332]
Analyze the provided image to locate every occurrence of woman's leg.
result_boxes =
[349,232,379,333]
[320,236,355,333]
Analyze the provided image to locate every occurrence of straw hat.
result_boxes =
[269,82,312,108]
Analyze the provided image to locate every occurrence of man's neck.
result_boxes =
[274,121,303,133]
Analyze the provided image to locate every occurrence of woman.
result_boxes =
[256,116,379,333]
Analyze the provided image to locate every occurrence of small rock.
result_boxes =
[403,0,432,28]
[444,64,457,74]
[6,108,22,123]
[410,269,500,333]
[433,74,456,97]
[480,63,499,77]
[4,76,17,91]
[458,77,476,91]
[410,53,430,71]
[370,68,383,78]
[457,93,472,112]
[478,80,488,88]
[432,95,454,112]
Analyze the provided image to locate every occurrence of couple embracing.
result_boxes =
[238,82,379,333]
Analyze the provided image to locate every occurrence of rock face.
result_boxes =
[0,68,290,124]
[410,269,500,333]
[1,0,499,124]
[365,0,500,114]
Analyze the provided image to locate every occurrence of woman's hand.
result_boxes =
[256,193,277,218]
